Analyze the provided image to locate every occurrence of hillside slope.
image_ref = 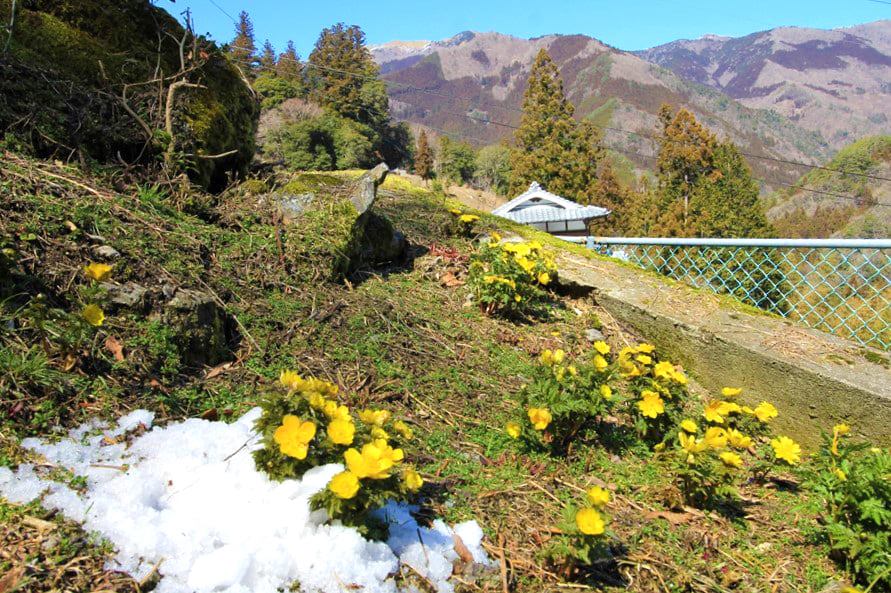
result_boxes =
[638,21,891,150]
[371,31,831,188]
[1,152,862,592]
[768,135,891,237]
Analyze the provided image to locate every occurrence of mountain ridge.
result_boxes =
[370,29,832,188]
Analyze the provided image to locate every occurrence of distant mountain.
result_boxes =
[768,136,891,238]
[637,21,891,150]
[371,31,832,189]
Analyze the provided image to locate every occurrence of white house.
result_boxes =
[491,182,609,237]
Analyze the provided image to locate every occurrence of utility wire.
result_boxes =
[278,60,891,184]
[228,58,889,207]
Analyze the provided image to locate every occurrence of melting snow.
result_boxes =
[0,408,492,593]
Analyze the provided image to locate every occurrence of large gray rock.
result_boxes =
[351,163,390,214]
[164,289,231,368]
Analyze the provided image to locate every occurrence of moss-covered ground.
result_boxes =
[0,152,847,592]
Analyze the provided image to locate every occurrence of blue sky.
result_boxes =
[166,0,889,57]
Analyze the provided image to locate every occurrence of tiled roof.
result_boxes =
[491,182,610,223]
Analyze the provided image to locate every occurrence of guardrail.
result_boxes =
[563,236,891,351]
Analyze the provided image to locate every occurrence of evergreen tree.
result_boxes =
[654,105,718,236]
[415,130,433,180]
[276,41,302,81]
[308,23,387,127]
[509,49,602,202]
[654,104,772,238]
[592,160,633,234]
[229,11,257,75]
[259,40,276,71]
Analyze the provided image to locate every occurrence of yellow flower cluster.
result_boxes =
[271,371,424,501]
[495,240,556,286]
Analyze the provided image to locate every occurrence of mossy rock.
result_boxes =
[0,0,259,191]
[278,167,406,280]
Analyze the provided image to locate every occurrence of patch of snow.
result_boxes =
[0,409,492,593]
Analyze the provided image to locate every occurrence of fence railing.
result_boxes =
[563,236,891,351]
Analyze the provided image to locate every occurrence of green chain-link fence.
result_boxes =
[581,237,891,351]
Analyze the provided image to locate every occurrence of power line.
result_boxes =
[289,59,891,184]
[205,0,237,24]
[227,58,891,207]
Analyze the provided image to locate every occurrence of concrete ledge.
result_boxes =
[557,252,891,448]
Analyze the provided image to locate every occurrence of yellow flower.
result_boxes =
[834,468,847,481]
[653,361,674,381]
[527,407,552,431]
[831,423,850,456]
[618,357,641,378]
[635,343,655,354]
[458,214,479,223]
[741,406,755,415]
[514,294,522,302]
[449,208,463,216]
[329,471,360,499]
[637,390,665,418]
[539,349,555,366]
[720,451,743,468]
[702,400,725,424]
[679,432,707,455]
[586,486,610,508]
[83,262,112,282]
[552,349,566,364]
[728,429,752,449]
[505,422,522,439]
[753,402,778,423]
[344,439,404,479]
[680,419,699,434]
[273,415,317,460]
[593,354,609,372]
[537,271,551,285]
[393,420,414,440]
[567,365,578,377]
[716,401,742,416]
[327,418,355,445]
[634,354,652,366]
[771,436,801,465]
[593,341,610,356]
[703,427,728,450]
[323,401,351,421]
[358,409,391,426]
[721,387,742,398]
[403,468,424,492]
[600,384,612,400]
[279,370,302,390]
[82,304,105,327]
[371,426,390,440]
[575,508,605,535]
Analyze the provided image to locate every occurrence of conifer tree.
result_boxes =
[654,105,717,236]
[259,40,276,71]
[229,11,257,75]
[654,104,772,238]
[308,23,387,127]
[415,129,433,180]
[276,41,302,81]
[509,50,602,202]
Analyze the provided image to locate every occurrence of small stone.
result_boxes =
[104,282,148,309]
[585,328,605,342]
[92,245,121,259]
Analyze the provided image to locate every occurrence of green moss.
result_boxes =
[861,349,889,368]
[1,0,258,191]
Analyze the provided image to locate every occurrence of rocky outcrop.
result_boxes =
[0,0,259,191]
[163,289,232,369]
